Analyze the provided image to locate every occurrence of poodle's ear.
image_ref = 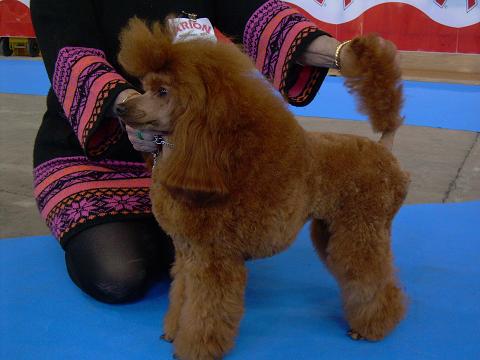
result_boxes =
[157,107,231,198]
[157,68,238,198]
[155,42,255,200]
[118,17,173,77]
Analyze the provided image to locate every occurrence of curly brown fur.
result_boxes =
[118,17,176,78]
[341,34,404,136]
[118,18,409,360]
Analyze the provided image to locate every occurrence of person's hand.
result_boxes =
[298,34,400,76]
[297,35,338,68]
[125,125,160,153]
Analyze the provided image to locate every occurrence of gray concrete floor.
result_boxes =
[1,93,479,239]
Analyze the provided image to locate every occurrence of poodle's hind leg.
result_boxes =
[173,251,247,360]
[312,217,406,341]
[310,219,331,262]
[163,245,187,342]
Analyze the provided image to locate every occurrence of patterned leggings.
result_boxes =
[64,218,174,303]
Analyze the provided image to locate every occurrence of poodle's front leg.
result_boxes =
[163,245,188,342]
[173,254,247,360]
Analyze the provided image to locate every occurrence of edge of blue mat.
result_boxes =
[1,58,479,132]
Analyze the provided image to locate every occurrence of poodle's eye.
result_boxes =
[156,87,168,97]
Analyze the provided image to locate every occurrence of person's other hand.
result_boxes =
[125,125,160,153]
[113,89,160,153]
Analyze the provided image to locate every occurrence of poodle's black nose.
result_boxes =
[115,104,127,116]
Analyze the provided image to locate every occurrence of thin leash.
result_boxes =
[152,135,174,167]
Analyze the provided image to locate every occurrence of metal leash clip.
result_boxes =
[181,10,198,20]
[153,134,174,148]
[152,135,174,168]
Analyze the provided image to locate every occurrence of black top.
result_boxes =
[31,0,264,86]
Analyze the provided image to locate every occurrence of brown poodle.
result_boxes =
[117,18,409,360]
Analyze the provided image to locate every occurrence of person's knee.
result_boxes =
[90,259,149,304]
[64,231,151,304]
[66,251,149,304]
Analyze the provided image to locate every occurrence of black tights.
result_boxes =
[64,219,174,304]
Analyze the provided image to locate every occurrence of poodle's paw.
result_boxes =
[162,322,177,343]
[173,329,232,360]
[160,333,174,343]
[163,308,181,343]
[347,329,365,341]
[346,283,406,341]
[173,354,220,360]
[173,340,228,360]
[162,327,177,343]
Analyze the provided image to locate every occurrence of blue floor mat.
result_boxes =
[1,201,479,360]
[0,59,49,96]
[292,77,480,133]
[1,58,479,132]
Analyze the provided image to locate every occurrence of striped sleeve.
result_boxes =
[52,47,132,158]
[243,0,329,106]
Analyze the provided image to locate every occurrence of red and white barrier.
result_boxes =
[1,0,478,53]
[0,0,34,37]
[287,0,480,53]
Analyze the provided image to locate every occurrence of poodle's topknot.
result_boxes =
[118,17,174,77]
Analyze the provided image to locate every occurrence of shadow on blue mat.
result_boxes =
[1,201,479,359]
[1,58,479,132]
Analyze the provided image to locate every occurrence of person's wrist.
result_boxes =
[335,39,353,70]
[297,35,340,68]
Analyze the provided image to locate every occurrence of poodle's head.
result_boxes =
[117,18,263,199]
